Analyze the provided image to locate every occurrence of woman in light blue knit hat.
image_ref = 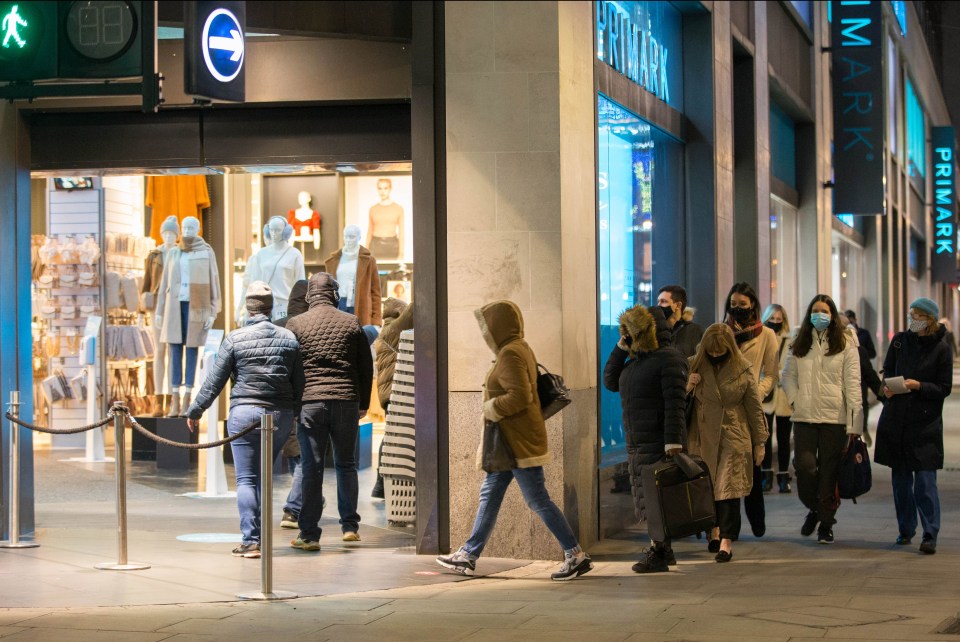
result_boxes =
[875,297,953,555]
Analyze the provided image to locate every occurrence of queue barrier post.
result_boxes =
[0,391,39,549]
[237,411,296,601]
[95,404,150,571]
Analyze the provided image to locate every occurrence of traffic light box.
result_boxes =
[0,0,142,81]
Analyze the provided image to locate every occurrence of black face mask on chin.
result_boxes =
[729,307,753,325]
[707,351,731,366]
[765,321,784,334]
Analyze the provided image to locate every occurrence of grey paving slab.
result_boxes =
[464,629,632,642]
[3,629,170,641]
[0,629,27,639]
[316,623,479,641]
[517,613,680,633]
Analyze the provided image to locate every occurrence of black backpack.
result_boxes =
[838,436,872,503]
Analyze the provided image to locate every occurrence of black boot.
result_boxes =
[777,472,792,493]
[371,474,385,499]
[632,546,670,573]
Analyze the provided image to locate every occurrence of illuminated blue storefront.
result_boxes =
[595,0,685,471]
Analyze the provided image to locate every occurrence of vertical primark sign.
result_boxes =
[931,127,957,282]
[830,0,884,216]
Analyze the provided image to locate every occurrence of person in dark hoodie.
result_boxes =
[603,305,688,573]
[274,279,312,528]
[285,273,373,550]
[875,298,953,555]
[185,282,304,559]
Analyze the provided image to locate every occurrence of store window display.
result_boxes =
[145,176,210,245]
[140,216,179,401]
[324,224,382,328]
[235,216,306,325]
[287,190,321,250]
[365,178,404,261]
[155,216,221,417]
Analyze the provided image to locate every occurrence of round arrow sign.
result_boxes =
[201,7,243,83]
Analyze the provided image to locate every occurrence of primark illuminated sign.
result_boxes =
[931,126,957,283]
[595,1,676,106]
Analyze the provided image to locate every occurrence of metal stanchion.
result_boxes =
[238,412,296,601]
[96,404,149,571]
[1,391,39,549]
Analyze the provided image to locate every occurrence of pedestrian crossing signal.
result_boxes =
[0,1,56,81]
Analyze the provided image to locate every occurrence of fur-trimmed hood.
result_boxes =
[475,300,524,354]
[618,305,672,357]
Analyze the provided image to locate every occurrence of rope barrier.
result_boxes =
[4,411,115,434]
[126,414,257,449]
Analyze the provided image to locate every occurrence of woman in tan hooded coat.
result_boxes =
[437,300,593,581]
[686,324,768,562]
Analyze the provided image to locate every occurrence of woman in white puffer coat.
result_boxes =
[781,294,862,545]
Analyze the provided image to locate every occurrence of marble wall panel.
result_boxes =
[447,231,531,312]
[446,73,530,153]
[445,1,495,74]
[447,152,498,232]
[495,152,562,232]
[528,72,561,153]
[493,2,560,73]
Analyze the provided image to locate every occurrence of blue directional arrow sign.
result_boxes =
[202,8,243,82]
[184,1,245,102]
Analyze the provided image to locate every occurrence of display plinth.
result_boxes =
[131,417,198,469]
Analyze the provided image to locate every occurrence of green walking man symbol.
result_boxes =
[2,4,28,49]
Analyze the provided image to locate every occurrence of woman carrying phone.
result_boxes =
[875,298,953,554]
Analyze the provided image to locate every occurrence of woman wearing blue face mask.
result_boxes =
[781,294,862,544]
[874,298,953,555]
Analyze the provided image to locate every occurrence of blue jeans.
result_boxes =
[892,468,940,542]
[283,455,302,516]
[227,405,294,545]
[169,301,199,388]
[297,400,361,540]
[463,466,578,558]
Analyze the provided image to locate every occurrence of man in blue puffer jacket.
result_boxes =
[186,281,304,559]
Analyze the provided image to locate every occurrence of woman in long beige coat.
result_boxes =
[686,324,768,563]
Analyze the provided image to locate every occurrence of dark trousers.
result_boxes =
[715,497,742,541]
[794,422,846,527]
[861,386,871,435]
[891,468,940,542]
[763,414,793,472]
[743,466,765,533]
[297,400,361,541]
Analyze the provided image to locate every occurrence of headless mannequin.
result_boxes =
[235,216,305,325]
[337,225,361,309]
[156,217,216,417]
[152,228,179,396]
[290,190,321,250]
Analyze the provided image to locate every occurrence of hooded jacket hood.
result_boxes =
[618,305,671,357]
[306,272,341,309]
[474,300,524,354]
[381,297,408,324]
[286,279,309,317]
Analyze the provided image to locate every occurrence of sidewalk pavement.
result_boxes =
[1,374,959,640]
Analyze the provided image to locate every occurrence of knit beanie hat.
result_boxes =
[160,216,180,235]
[246,280,274,317]
[909,297,939,319]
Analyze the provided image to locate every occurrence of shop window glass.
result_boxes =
[770,103,797,189]
[597,94,683,467]
[831,235,864,314]
[789,0,812,28]
[770,197,800,323]
[905,78,925,179]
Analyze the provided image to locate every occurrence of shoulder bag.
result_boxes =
[536,363,571,419]
[480,420,516,473]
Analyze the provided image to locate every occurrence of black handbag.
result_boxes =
[641,453,717,541]
[838,436,872,503]
[481,420,516,473]
[537,363,571,419]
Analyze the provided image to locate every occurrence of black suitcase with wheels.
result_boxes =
[642,453,716,541]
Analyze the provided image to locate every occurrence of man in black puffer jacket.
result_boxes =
[286,272,373,549]
[603,305,688,574]
[186,281,304,559]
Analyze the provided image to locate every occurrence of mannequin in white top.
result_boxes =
[235,216,306,325]
[337,225,361,308]
[290,190,321,250]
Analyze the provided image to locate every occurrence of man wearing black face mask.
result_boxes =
[657,285,704,358]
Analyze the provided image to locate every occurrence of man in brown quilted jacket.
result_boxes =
[285,272,373,550]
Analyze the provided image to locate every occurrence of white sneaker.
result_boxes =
[551,553,593,581]
[436,548,476,576]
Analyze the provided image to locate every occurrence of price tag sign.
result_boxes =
[83,315,103,339]
[204,329,224,355]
